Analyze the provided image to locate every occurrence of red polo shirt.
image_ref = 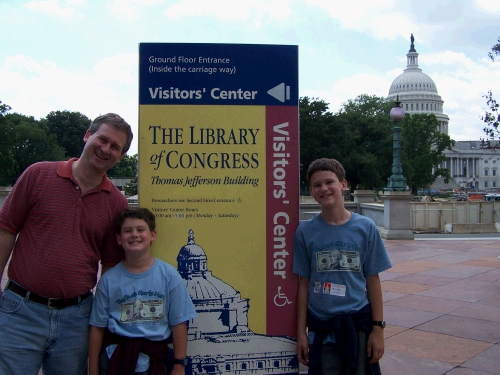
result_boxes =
[0,159,127,298]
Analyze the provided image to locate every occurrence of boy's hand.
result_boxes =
[296,332,309,366]
[367,326,384,363]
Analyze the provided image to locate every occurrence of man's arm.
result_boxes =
[0,226,16,297]
[366,273,384,364]
[296,276,310,367]
[171,322,188,375]
[88,326,105,375]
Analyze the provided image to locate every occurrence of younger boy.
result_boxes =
[89,207,196,375]
[293,158,391,375]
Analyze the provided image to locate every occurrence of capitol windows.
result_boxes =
[426,103,428,110]
[411,103,414,110]
[406,103,409,110]
[494,181,497,188]
[493,169,497,176]
[485,169,489,176]
[485,181,489,188]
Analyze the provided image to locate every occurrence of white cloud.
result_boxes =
[107,0,165,20]
[307,0,413,40]
[302,46,500,143]
[474,0,500,12]
[163,0,294,25]
[303,72,391,113]
[1,53,139,153]
[25,0,87,19]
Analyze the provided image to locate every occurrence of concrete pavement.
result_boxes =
[380,236,500,375]
[2,236,500,374]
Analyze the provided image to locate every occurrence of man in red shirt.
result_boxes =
[0,113,133,375]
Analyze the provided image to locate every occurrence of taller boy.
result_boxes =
[0,113,133,375]
[293,158,391,375]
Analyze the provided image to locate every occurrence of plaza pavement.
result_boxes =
[379,235,500,375]
[2,235,500,375]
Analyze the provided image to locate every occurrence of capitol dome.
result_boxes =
[389,71,438,95]
[387,35,449,134]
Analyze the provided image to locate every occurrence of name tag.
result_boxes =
[323,282,346,297]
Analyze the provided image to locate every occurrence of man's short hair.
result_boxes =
[89,113,133,154]
[306,158,346,184]
[115,207,156,234]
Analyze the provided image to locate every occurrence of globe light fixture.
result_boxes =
[385,96,407,191]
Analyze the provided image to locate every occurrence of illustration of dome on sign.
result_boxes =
[387,34,449,135]
[177,229,297,375]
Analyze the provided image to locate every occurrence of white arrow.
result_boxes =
[267,82,290,103]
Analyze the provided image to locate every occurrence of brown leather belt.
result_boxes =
[6,280,91,309]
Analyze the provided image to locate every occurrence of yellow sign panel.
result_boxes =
[140,105,267,332]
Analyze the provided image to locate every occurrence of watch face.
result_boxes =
[373,320,386,328]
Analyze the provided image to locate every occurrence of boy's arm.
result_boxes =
[171,322,188,375]
[88,326,105,375]
[366,273,384,364]
[296,276,310,366]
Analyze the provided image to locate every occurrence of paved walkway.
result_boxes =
[379,236,500,375]
[2,236,500,374]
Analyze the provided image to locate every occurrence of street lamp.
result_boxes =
[385,96,407,191]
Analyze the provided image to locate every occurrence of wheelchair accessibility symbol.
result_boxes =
[274,286,292,307]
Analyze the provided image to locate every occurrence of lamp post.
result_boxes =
[385,97,407,191]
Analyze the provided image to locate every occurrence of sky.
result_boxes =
[1,0,500,155]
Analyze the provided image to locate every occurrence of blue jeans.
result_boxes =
[0,288,93,375]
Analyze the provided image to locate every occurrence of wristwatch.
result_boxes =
[372,320,386,328]
[173,358,189,366]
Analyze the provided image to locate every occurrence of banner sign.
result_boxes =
[139,43,299,375]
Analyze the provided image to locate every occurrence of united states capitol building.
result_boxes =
[387,35,500,191]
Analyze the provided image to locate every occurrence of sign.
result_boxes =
[139,43,299,374]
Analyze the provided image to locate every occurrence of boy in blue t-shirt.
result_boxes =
[293,158,391,375]
[89,208,196,375]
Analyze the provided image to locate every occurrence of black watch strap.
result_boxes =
[372,320,386,328]
[173,358,188,366]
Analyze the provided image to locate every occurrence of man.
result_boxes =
[0,113,133,375]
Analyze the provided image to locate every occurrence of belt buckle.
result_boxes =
[47,298,60,309]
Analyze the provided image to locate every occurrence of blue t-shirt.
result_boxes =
[293,213,391,322]
[90,258,196,372]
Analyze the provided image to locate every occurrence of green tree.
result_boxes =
[0,113,66,185]
[401,113,455,195]
[108,154,138,178]
[0,100,11,115]
[487,37,500,61]
[123,177,138,197]
[299,97,337,192]
[0,101,16,185]
[42,110,91,158]
[481,38,500,140]
[335,95,394,192]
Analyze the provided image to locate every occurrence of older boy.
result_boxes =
[293,158,391,375]
[89,208,196,375]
